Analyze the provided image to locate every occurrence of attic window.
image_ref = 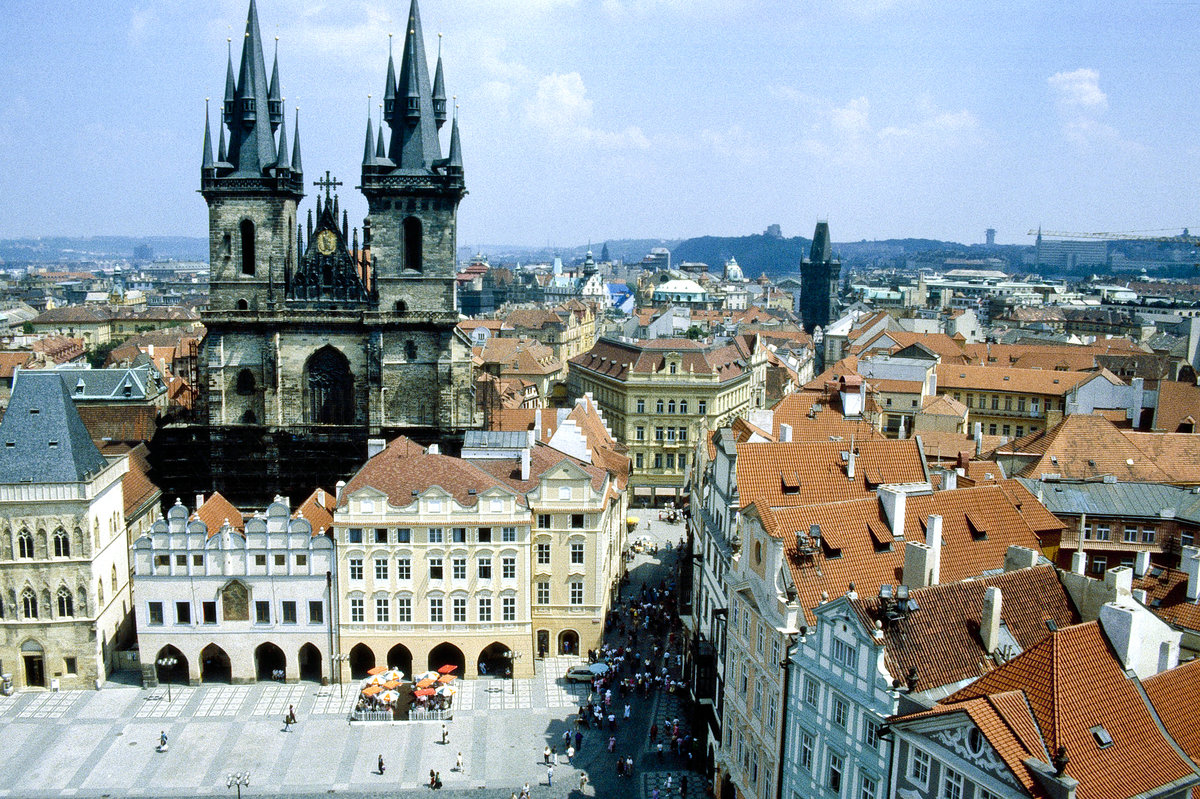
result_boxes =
[966,511,988,540]
[29,409,39,415]
[781,472,800,494]
[48,441,58,448]
[4,442,12,448]
[1090,725,1114,749]
[1003,375,1010,381]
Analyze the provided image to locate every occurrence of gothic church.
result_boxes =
[189,0,479,500]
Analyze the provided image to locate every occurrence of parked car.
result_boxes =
[565,665,597,683]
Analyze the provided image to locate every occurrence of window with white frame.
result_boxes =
[909,748,931,788]
[1143,527,1157,543]
[860,775,877,799]
[502,557,516,579]
[799,731,813,773]
[350,597,364,623]
[477,556,492,579]
[753,679,763,717]
[832,694,848,727]
[374,558,388,580]
[349,558,363,580]
[804,677,820,707]
[828,752,844,795]
[832,637,858,669]
[537,542,551,565]
[502,596,516,621]
[478,596,492,622]
[502,526,517,542]
[396,597,412,622]
[452,558,466,580]
[397,557,411,580]
[864,718,882,749]
[429,597,443,622]
[536,581,550,605]
[569,581,584,605]
[375,597,389,622]
[1124,525,1138,543]
[429,557,443,580]
[428,527,444,543]
[570,542,584,565]
[756,625,765,654]
[452,597,467,623]
[940,768,964,799]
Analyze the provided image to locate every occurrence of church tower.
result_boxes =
[800,221,841,333]
[200,0,303,314]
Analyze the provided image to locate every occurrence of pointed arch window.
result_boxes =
[236,369,256,395]
[17,529,33,559]
[240,219,256,276]
[53,529,70,558]
[22,587,37,619]
[403,217,423,272]
[57,587,73,617]
[111,565,118,592]
[405,340,418,361]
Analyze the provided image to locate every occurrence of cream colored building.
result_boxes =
[568,335,768,504]
[0,372,132,690]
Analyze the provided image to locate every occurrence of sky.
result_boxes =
[2,0,1199,249]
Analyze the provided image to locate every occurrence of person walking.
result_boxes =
[566,744,575,764]
[623,702,631,719]
[441,723,449,744]
[543,744,552,764]
[456,752,464,772]
[579,772,589,791]
[377,755,385,775]
[575,730,583,751]
[546,764,554,786]
[681,774,689,795]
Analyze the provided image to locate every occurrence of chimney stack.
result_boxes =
[1182,546,1200,601]
[847,448,856,480]
[195,493,205,510]
[940,468,957,491]
[1071,550,1088,575]
[1134,550,1151,578]
[521,448,531,482]
[925,514,942,585]
[878,486,907,538]
[428,443,440,455]
[367,438,386,459]
[1003,545,1039,572]
[903,541,935,588]
[779,423,793,443]
[974,421,983,457]
[335,480,346,501]
[981,586,1002,655]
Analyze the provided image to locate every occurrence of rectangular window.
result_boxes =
[452,558,467,580]
[860,775,877,799]
[572,514,585,529]
[571,542,585,564]
[828,752,843,795]
[396,597,411,622]
[991,395,999,410]
[538,514,552,529]
[375,597,389,623]
[656,426,665,441]
[375,558,388,580]
[635,453,644,469]
[666,454,676,469]
[940,768,964,799]
[396,528,412,543]
[502,596,516,621]
[1017,396,1026,412]
[374,528,388,544]
[478,556,492,579]
[428,527,444,543]
[1016,425,1024,437]
[255,601,270,624]
[397,557,411,580]
[203,601,217,624]
[348,527,363,543]
[636,426,645,441]
[478,596,492,622]
[654,453,663,468]
[282,601,297,624]
[477,527,492,543]
[349,558,363,580]
[988,423,997,435]
[453,597,467,622]
[832,695,848,727]
[194,553,205,567]
[452,528,467,543]
[429,597,444,623]
[1124,525,1138,543]
[698,400,707,414]
[502,526,517,542]
[1002,424,1011,437]
[64,657,77,675]
[679,427,688,442]
[309,600,323,624]
[570,581,584,605]
[255,554,267,567]
[637,399,645,413]
[667,427,676,441]
[429,557,443,580]
[537,581,551,605]
[350,597,364,623]
[1095,524,1111,541]
[864,718,881,749]
[832,637,858,669]
[537,542,551,564]
[295,554,306,567]
[503,557,516,579]
[804,677,820,707]
[175,601,191,624]
[799,732,813,773]
[1143,527,1156,543]
[753,680,763,716]
[175,553,187,567]
[909,749,931,787]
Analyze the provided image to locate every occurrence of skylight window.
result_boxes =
[1090,725,1113,749]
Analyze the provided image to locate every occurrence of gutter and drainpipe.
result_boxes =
[775,629,801,799]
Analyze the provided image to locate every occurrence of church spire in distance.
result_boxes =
[202,99,215,171]
[432,33,447,129]
[227,0,278,176]
[387,0,442,172]
[291,108,303,173]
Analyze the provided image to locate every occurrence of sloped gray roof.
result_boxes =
[1018,477,1200,524]
[0,372,109,484]
[49,364,166,401]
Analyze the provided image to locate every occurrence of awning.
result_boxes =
[634,487,653,496]
[655,487,677,497]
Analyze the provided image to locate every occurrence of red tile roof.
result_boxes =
[1131,566,1200,633]
[194,492,244,535]
[294,487,337,536]
[1142,659,1200,777]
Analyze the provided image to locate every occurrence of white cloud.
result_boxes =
[128,7,158,47]
[1048,68,1108,110]
[524,72,649,150]
[829,97,871,137]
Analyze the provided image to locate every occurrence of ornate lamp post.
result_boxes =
[226,771,250,799]
[156,656,178,702]
[332,653,351,698]
[504,649,523,695]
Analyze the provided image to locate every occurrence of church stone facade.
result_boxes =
[190,0,479,502]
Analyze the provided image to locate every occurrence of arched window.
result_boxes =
[304,346,355,425]
[97,580,104,605]
[680,400,688,414]
[395,300,408,314]
[403,217,423,272]
[236,299,249,311]
[405,340,417,361]
[18,530,33,559]
[57,587,73,617]
[22,587,37,619]
[236,369,256,395]
[670,363,678,374]
[240,219,256,276]
[668,400,676,414]
[53,529,69,558]
[656,399,664,414]
[77,586,87,616]
[111,565,118,592]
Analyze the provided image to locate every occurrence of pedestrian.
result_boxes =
[544,745,552,764]
[575,730,583,751]
[157,731,168,753]
[566,745,575,764]
[681,774,689,795]
[547,764,554,786]
[378,755,385,775]
[626,755,633,776]
[511,792,518,799]
[522,782,531,797]
[456,752,463,771]
[652,788,660,799]
[607,735,616,753]
[430,769,436,787]
[441,723,449,744]
[624,702,631,719]
[666,774,673,791]
[434,771,443,790]
[579,773,589,791]
[657,742,664,760]
[650,723,658,742]
[563,730,571,748]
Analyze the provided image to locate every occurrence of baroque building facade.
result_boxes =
[183,0,479,503]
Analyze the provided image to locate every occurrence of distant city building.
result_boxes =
[800,222,841,333]
[985,227,996,246]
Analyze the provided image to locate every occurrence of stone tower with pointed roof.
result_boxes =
[188,0,479,504]
[800,220,841,333]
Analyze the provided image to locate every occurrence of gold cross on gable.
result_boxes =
[314,170,343,202]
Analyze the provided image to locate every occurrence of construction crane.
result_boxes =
[1028,228,1199,244]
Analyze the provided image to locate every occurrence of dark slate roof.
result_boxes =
[0,372,109,484]
[807,221,835,264]
[51,364,167,401]
[1016,477,1200,524]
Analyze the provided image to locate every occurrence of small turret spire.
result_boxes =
[291,107,303,173]
[268,36,283,130]
[217,121,228,163]
[223,37,235,124]
[376,104,387,159]
[274,99,290,170]
[383,33,397,122]
[363,110,376,166]
[447,99,463,175]
[432,32,447,129]
[202,99,215,171]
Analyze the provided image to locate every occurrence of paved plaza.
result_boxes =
[0,510,705,799]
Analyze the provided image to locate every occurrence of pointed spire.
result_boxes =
[268,36,283,129]
[218,122,228,163]
[363,113,376,166]
[290,108,303,174]
[432,32,447,129]
[376,109,387,160]
[202,99,215,171]
[383,33,397,121]
[227,0,278,176]
[274,104,290,170]
[223,38,236,125]
[385,0,443,171]
[447,102,463,175]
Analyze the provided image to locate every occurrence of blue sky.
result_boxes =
[2,0,1198,248]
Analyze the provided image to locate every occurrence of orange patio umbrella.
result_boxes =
[416,678,436,688]
[367,666,387,676]
[437,664,458,675]
[414,687,436,697]
[437,674,457,684]
[382,680,401,690]
[362,684,382,696]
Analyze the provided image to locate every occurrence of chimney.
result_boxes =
[428,443,440,455]
[1071,550,1088,575]
[1103,565,1133,600]
[1133,550,1151,579]
[779,423,793,443]
[940,467,957,491]
[1182,546,1200,601]
[847,448,856,480]
[926,514,943,585]
[981,586,1002,654]
[367,438,386,459]
[1003,545,1039,572]
[974,421,983,457]
[335,480,346,501]
[533,408,543,442]
[903,541,935,588]
[879,486,907,538]
[195,493,205,510]
[316,488,325,506]
[521,448,531,482]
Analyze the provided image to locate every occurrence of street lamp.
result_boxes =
[156,656,178,702]
[504,649,523,695]
[332,653,350,698]
[227,771,250,799]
